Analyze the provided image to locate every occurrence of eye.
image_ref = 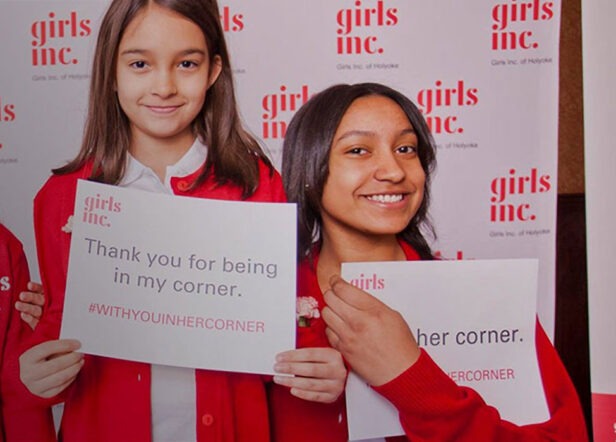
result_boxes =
[396,145,418,155]
[129,60,148,69]
[346,146,369,156]
[179,60,198,69]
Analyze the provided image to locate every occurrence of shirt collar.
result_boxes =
[120,138,207,189]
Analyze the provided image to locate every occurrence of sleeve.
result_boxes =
[14,176,79,410]
[374,320,589,442]
[31,178,75,345]
[0,226,57,441]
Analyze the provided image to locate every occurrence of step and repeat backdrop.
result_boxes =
[0,1,561,333]
[583,1,616,440]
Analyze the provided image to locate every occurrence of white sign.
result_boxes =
[342,259,549,441]
[61,180,296,375]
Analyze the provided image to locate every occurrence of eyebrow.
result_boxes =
[335,127,416,143]
[119,48,207,57]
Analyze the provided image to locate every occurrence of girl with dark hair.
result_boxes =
[16,1,343,440]
[270,82,588,441]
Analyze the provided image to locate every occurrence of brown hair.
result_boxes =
[55,0,271,198]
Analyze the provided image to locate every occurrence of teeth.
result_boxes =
[367,194,403,203]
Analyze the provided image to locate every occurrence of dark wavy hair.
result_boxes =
[55,0,271,198]
[282,82,437,261]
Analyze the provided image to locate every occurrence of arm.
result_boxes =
[323,276,589,441]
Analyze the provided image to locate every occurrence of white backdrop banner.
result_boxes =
[582,1,616,440]
[0,1,561,333]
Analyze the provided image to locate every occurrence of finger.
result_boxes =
[21,340,81,365]
[24,350,83,384]
[276,347,339,364]
[274,360,346,380]
[287,382,342,404]
[329,275,384,310]
[20,312,39,331]
[27,281,44,293]
[15,301,43,318]
[321,296,352,334]
[19,291,45,306]
[31,358,84,398]
[273,374,341,395]
[325,326,341,350]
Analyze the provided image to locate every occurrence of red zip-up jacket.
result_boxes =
[25,159,285,442]
[0,224,56,441]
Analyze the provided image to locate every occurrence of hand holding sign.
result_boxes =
[322,275,420,387]
[19,339,83,398]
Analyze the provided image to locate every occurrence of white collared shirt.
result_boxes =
[119,138,207,442]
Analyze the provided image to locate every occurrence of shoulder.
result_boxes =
[0,224,20,248]
[0,224,25,263]
[35,163,92,208]
[249,158,285,203]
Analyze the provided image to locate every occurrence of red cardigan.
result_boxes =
[269,242,589,441]
[0,224,56,442]
[27,160,285,442]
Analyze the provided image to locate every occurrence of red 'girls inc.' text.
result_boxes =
[336,0,398,55]
[416,80,479,135]
[88,302,265,333]
[491,0,555,51]
[30,11,92,66]
[490,168,552,222]
[261,85,311,139]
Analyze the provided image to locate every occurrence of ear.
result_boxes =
[207,55,223,89]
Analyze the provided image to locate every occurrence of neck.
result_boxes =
[316,229,405,292]
[129,131,195,181]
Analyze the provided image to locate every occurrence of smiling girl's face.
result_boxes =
[115,3,221,153]
[320,95,426,242]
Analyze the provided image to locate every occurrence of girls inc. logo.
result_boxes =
[416,80,479,135]
[336,0,398,55]
[261,85,311,139]
[490,168,551,222]
[491,0,555,51]
[350,273,385,291]
[220,6,244,32]
[82,193,122,228]
[30,11,92,67]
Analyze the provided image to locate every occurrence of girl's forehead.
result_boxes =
[120,4,205,51]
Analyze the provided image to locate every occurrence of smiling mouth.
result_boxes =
[147,105,180,113]
[366,194,405,203]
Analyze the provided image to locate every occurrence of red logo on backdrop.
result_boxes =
[433,250,468,260]
[30,11,92,66]
[261,85,311,139]
[490,168,552,222]
[416,80,479,135]
[491,0,555,51]
[82,193,122,228]
[0,96,16,150]
[350,273,385,291]
[220,6,244,32]
[336,0,399,55]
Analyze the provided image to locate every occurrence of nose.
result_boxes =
[374,150,405,182]
[151,70,177,98]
